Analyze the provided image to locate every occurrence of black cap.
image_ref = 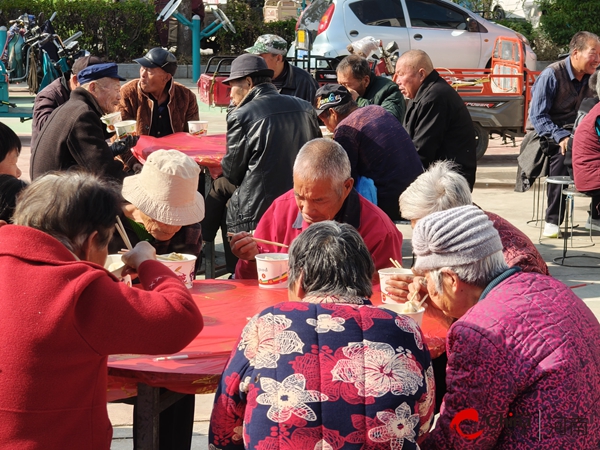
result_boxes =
[314,84,352,115]
[134,48,178,77]
[222,54,274,85]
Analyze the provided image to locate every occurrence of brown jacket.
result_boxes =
[118,79,199,136]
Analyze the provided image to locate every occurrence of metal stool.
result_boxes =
[553,186,600,267]
[538,175,573,243]
[527,177,544,227]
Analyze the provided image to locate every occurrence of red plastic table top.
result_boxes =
[106,279,448,401]
[131,132,227,179]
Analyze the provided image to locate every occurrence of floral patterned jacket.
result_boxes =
[209,295,435,450]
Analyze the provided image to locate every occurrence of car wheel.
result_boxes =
[473,122,489,160]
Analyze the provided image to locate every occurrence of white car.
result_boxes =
[290,0,537,70]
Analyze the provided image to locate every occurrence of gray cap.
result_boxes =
[222,54,274,85]
[412,205,503,272]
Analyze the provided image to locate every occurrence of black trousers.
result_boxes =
[201,177,238,272]
[581,188,600,220]
[545,151,569,226]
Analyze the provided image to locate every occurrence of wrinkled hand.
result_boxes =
[559,137,569,155]
[121,241,157,271]
[230,231,259,261]
[409,276,454,329]
[109,134,140,157]
[385,274,415,302]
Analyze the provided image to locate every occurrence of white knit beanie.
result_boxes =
[412,205,503,272]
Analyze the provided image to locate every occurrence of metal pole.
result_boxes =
[192,15,201,83]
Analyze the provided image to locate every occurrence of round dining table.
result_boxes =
[107,278,448,449]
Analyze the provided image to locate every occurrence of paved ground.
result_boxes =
[4,79,599,449]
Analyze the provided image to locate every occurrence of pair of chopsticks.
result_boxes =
[389,258,402,269]
[389,257,428,308]
[115,216,133,250]
[226,232,288,248]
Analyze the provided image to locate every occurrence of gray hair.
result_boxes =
[293,138,351,192]
[593,71,600,98]
[570,31,600,53]
[288,221,374,297]
[336,54,371,79]
[428,251,508,293]
[399,160,472,220]
[13,172,122,254]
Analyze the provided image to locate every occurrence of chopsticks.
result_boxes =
[389,258,402,269]
[226,232,288,248]
[115,216,133,250]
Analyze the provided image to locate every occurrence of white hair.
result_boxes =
[428,251,508,293]
[293,138,351,194]
[399,160,472,220]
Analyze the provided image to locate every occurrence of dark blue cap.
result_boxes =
[77,62,126,84]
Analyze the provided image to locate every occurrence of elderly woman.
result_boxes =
[209,221,434,450]
[410,205,600,449]
[109,149,205,262]
[0,172,203,449]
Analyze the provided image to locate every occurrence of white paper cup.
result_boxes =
[319,125,334,139]
[378,267,414,303]
[255,253,289,289]
[379,304,425,327]
[100,112,122,133]
[188,120,209,137]
[104,254,132,287]
[158,254,197,289]
[114,120,137,139]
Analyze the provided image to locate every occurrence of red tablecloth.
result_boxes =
[131,132,227,179]
[106,280,448,401]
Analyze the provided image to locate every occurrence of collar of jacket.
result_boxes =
[292,188,362,230]
[413,69,441,103]
[237,83,278,109]
[61,73,71,94]
[279,59,295,90]
[302,294,372,305]
[479,266,521,301]
[70,87,105,117]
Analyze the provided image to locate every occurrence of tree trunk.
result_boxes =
[177,0,193,61]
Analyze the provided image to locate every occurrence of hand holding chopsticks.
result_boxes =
[227,232,288,248]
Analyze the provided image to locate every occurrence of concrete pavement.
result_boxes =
[4,79,599,449]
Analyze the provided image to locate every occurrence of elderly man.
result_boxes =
[32,55,103,144]
[119,48,199,137]
[202,54,320,272]
[245,34,319,103]
[230,138,403,280]
[522,31,600,238]
[394,49,477,190]
[336,54,406,122]
[30,63,132,182]
[316,84,422,221]
[408,205,600,448]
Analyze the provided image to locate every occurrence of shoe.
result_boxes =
[543,222,561,238]
[585,217,600,232]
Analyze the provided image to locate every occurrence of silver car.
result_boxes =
[290,0,537,70]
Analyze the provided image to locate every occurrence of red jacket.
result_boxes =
[0,225,203,450]
[235,189,403,281]
[572,102,600,193]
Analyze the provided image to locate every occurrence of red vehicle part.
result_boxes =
[198,56,234,108]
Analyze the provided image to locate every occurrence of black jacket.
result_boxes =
[223,83,321,232]
[404,70,477,189]
[30,87,125,182]
[31,74,71,146]
[278,60,320,104]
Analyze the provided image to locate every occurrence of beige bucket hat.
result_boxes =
[122,149,205,226]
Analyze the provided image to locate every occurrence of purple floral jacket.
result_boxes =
[424,270,600,449]
[209,295,435,450]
